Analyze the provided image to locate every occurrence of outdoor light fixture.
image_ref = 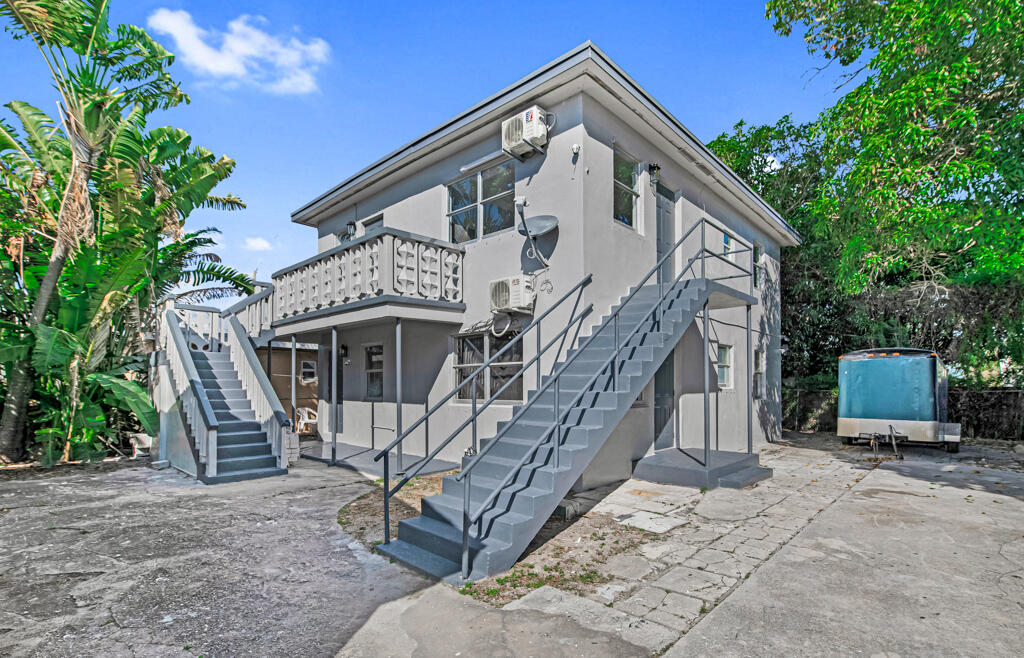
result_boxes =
[648,163,661,185]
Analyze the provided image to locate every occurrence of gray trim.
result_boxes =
[271,226,464,279]
[270,295,466,328]
[289,42,800,245]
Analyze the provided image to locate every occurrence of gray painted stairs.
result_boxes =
[192,349,286,484]
[378,277,761,581]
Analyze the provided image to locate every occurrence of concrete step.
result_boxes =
[218,431,268,446]
[191,350,231,362]
[217,454,277,473]
[200,378,242,390]
[211,398,252,412]
[218,419,261,434]
[217,442,272,460]
[718,465,773,488]
[195,361,236,372]
[396,514,511,566]
[420,493,532,545]
[215,409,256,423]
[206,388,247,401]
[200,466,286,485]
[376,538,460,580]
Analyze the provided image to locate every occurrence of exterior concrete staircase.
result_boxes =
[192,349,287,484]
[379,277,752,581]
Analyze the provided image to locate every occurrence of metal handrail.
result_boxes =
[381,302,594,494]
[454,217,753,578]
[374,274,593,463]
[457,219,702,481]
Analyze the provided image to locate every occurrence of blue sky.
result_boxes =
[0,0,840,290]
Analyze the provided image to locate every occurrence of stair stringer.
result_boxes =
[382,278,750,581]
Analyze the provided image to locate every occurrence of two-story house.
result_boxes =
[154,43,800,580]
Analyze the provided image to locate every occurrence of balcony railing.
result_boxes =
[271,228,464,321]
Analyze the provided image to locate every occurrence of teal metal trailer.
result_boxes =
[837,348,961,453]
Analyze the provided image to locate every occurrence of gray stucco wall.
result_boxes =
[290,85,785,470]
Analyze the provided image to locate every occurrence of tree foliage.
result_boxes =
[0,1,253,463]
[710,0,1024,386]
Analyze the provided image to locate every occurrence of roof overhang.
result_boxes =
[291,42,801,247]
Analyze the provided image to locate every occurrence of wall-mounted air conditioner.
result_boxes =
[502,105,548,159]
[490,276,534,314]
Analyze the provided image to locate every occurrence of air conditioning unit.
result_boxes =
[502,105,548,159]
[490,276,534,314]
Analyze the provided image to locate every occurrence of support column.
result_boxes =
[395,317,403,473]
[331,327,338,465]
[703,302,711,468]
[290,336,297,429]
[746,304,753,454]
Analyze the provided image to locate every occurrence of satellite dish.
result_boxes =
[518,215,559,237]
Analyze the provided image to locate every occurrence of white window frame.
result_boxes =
[716,344,733,389]
[446,160,515,244]
[299,360,317,384]
[753,348,766,399]
[364,343,384,401]
[753,243,763,289]
[453,332,524,402]
[612,150,640,229]
[723,233,736,262]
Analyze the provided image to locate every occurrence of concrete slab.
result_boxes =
[665,459,1024,657]
[506,586,679,653]
[633,448,759,489]
[300,441,458,478]
[339,584,647,657]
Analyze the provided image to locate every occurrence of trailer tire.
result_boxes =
[944,442,960,454]
[841,437,854,446]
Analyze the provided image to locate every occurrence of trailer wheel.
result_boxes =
[944,442,960,454]
[841,437,854,446]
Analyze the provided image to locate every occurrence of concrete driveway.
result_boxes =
[3,435,1023,657]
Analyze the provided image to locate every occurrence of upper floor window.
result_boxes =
[613,151,639,227]
[753,243,763,288]
[447,161,515,244]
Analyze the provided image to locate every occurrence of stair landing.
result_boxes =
[633,448,771,489]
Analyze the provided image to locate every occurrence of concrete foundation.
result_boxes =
[633,448,771,489]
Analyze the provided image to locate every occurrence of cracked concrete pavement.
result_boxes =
[341,436,1024,656]
[3,435,1023,657]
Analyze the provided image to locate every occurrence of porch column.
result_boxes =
[703,302,711,468]
[746,304,753,454]
[395,317,403,472]
[331,327,338,464]
[290,336,297,428]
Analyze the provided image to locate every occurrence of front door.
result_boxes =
[656,185,675,284]
[654,349,675,449]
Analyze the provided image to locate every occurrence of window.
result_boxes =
[716,344,733,389]
[447,161,515,244]
[364,345,384,401]
[362,215,383,233]
[454,332,523,401]
[754,348,766,399]
[723,233,735,261]
[300,360,317,384]
[753,243,763,288]
[613,151,639,227]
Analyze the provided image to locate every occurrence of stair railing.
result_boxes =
[161,308,221,476]
[224,316,293,468]
[373,274,595,543]
[453,217,754,578]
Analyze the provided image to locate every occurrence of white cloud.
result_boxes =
[147,9,330,94]
[244,237,273,251]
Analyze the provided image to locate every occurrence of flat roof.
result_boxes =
[292,42,801,245]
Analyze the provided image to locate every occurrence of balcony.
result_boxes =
[230,228,465,339]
